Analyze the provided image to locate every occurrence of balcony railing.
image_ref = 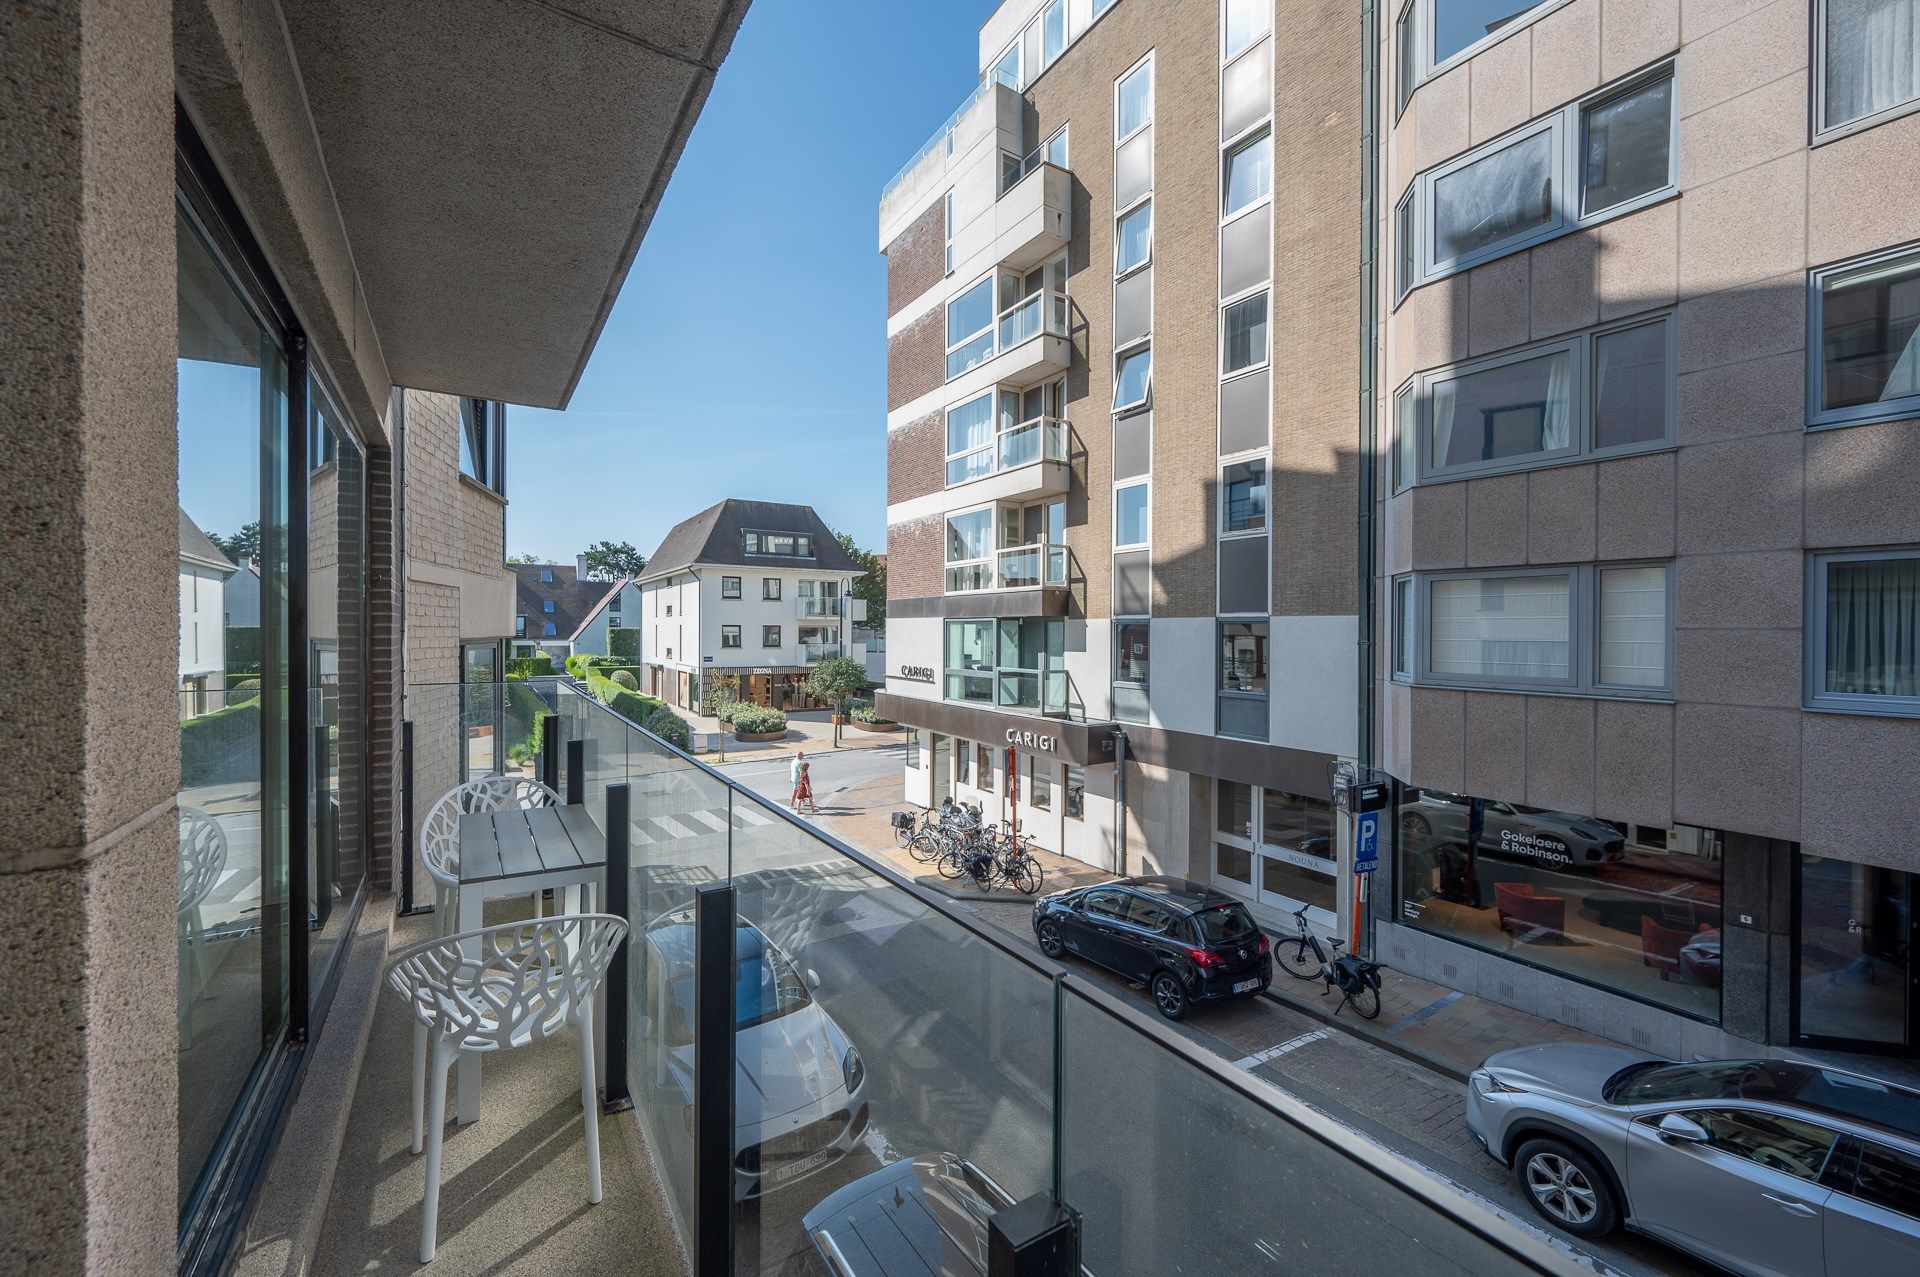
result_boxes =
[945,540,1069,594]
[794,596,840,619]
[946,416,1069,488]
[408,680,1577,1276]
[799,641,843,663]
[880,65,1020,203]
[947,290,1070,380]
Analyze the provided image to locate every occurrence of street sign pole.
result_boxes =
[1006,744,1019,844]
[1351,807,1381,954]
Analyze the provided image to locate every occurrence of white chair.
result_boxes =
[178,806,228,1047]
[385,913,628,1262]
[419,775,559,934]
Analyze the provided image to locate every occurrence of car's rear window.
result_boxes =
[1194,903,1259,944]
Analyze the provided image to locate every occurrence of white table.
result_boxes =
[455,804,606,1123]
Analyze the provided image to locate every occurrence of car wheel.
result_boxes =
[1513,1138,1618,1238]
[1037,920,1065,958]
[1400,813,1431,845]
[1150,971,1189,1021]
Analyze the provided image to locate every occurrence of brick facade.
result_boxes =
[886,514,944,602]
[887,412,945,506]
[887,309,944,413]
[885,198,946,319]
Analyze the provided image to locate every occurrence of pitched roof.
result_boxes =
[179,508,238,574]
[512,563,623,641]
[640,499,861,581]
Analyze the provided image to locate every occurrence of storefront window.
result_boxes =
[1796,855,1911,1048]
[1065,765,1085,820]
[977,743,994,793]
[1396,787,1723,1020]
[1215,781,1337,916]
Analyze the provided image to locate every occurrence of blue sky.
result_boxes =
[504,0,994,564]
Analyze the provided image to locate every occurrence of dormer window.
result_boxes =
[540,568,554,583]
[743,530,814,558]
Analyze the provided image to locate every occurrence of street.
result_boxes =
[623,754,1707,1276]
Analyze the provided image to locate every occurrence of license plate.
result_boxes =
[1233,978,1261,994]
[764,1147,835,1189]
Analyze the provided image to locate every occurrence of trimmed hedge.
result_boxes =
[584,669,690,750]
[181,698,261,789]
[608,626,640,664]
[850,702,893,725]
[509,653,554,678]
[729,704,788,735]
[610,669,638,691]
[505,672,547,765]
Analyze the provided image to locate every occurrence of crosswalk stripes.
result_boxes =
[625,800,776,846]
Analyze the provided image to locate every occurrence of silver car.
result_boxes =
[1466,1046,1920,1275]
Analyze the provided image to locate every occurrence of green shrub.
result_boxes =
[729,704,788,735]
[180,698,261,789]
[712,698,739,724]
[508,653,554,678]
[582,670,690,750]
[608,626,640,665]
[851,702,892,725]
[611,669,638,691]
[641,703,691,751]
[504,672,548,765]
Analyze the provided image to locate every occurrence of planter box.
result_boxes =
[846,719,900,733]
[734,729,787,743]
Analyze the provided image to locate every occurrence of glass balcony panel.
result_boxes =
[997,671,1041,709]
[999,420,1041,469]
[998,545,1043,589]
[1043,669,1069,715]
[1218,692,1267,740]
[997,293,1042,348]
[947,445,995,486]
[946,671,995,703]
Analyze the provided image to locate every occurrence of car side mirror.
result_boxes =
[1655,1113,1708,1144]
[805,968,821,990]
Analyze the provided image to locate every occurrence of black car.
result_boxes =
[1032,876,1272,1020]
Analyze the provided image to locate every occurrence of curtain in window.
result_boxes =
[946,394,994,456]
[1827,558,1920,696]
[1826,0,1920,127]
[1598,566,1668,687]
[1543,354,1573,451]
[1429,378,1457,470]
[1430,576,1571,679]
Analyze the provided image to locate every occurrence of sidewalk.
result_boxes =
[817,774,1115,903]
[684,709,904,765]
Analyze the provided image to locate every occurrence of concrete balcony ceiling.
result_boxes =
[280,0,749,408]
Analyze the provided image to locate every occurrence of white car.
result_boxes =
[644,907,871,1199]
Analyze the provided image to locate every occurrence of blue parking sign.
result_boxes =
[1354,810,1381,873]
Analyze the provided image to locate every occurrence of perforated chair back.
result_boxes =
[179,806,228,914]
[418,775,558,889]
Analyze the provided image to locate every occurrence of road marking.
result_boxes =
[1236,1029,1331,1069]
[1382,990,1463,1036]
[686,808,731,833]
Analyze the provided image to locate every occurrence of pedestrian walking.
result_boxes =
[789,750,805,811]
[795,758,817,815]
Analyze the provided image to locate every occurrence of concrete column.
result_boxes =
[0,0,181,1270]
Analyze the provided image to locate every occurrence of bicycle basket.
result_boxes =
[891,811,916,831]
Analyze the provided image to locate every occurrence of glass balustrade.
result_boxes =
[404,678,1574,1277]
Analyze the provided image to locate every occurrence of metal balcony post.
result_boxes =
[602,782,631,1113]
[693,881,737,1277]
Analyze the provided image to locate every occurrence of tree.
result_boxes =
[506,552,544,564]
[582,539,646,579]
[212,521,261,565]
[834,531,887,633]
[805,656,868,713]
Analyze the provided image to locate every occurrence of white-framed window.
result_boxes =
[1042,0,1066,67]
[1808,549,1920,712]
[945,390,1002,486]
[1114,343,1152,410]
[1810,242,1920,430]
[1397,311,1673,483]
[1117,57,1154,141]
[1816,0,1920,139]
[1220,457,1268,534]
[1224,0,1274,60]
[1404,65,1675,288]
[993,40,1022,90]
[1223,129,1273,217]
[1114,481,1150,549]
[945,507,995,592]
[1415,563,1672,695]
[943,189,955,276]
[1222,290,1270,375]
[1395,0,1418,116]
[1043,125,1068,168]
[1393,185,1417,301]
[946,273,997,378]
[1116,199,1152,276]
[721,624,742,649]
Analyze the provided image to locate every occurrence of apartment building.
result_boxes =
[876,0,1364,915]
[509,559,634,662]
[1373,0,1920,1062]
[0,0,744,1270]
[637,499,867,710]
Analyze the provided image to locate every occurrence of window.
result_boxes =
[543,600,555,614]
[1114,482,1149,547]
[1418,564,1671,694]
[665,603,673,617]
[946,391,999,486]
[1395,0,1417,114]
[722,576,741,599]
[1810,550,1920,710]
[1846,1140,1920,1219]
[743,530,811,557]
[946,275,997,378]
[458,398,506,493]
[1224,0,1273,59]
[540,568,554,583]
[515,615,526,636]
[1084,888,1128,921]
[945,619,994,702]
[1114,345,1152,410]
[1219,620,1268,739]
[1116,200,1152,275]
[1028,757,1051,811]
[762,625,781,648]
[946,618,1062,709]
[1223,131,1273,216]
[1403,312,1673,482]
[906,731,921,769]
[1065,765,1085,819]
[955,737,972,785]
[1221,459,1267,533]
[1393,576,1415,679]
[1408,68,1675,285]
[1432,0,1556,69]
[1222,292,1269,374]
[1819,0,1920,135]
[1687,1111,1841,1182]
[721,625,742,649]
[1042,0,1065,66]
[1126,894,1175,933]
[1117,60,1153,139]
[1093,0,1118,15]
[1581,75,1673,215]
[993,41,1022,90]
[1113,619,1150,723]
[763,578,781,600]
[1398,790,1724,1018]
[945,509,994,591]
[1042,126,1069,168]
[1394,186,1416,299]
[1216,778,1255,838]
[1812,243,1920,429]
[943,190,954,275]
[543,622,557,637]
[977,743,995,792]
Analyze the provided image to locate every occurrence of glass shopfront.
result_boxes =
[1213,780,1339,922]
[1795,855,1916,1054]
[1396,788,1723,1020]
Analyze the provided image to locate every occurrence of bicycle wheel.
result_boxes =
[909,830,942,863]
[1348,982,1381,1019]
[937,845,970,879]
[1014,857,1042,895]
[1275,937,1322,980]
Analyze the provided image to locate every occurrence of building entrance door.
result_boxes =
[930,733,950,807]
[1794,855,1917,1056]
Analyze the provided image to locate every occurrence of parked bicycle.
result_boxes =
[891,805,1045,894]
[1273,902,1383,1018]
